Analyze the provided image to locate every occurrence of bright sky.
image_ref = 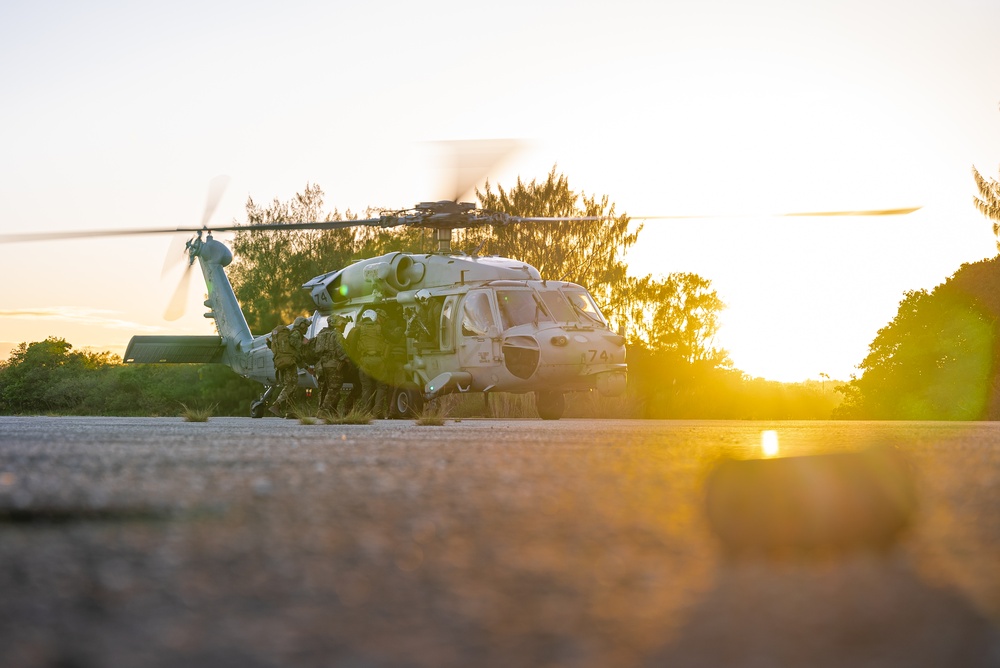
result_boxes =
[1,0,999,382]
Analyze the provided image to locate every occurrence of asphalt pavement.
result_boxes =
[0,417,997,667]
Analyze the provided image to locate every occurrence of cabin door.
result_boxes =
[458,290,501,369]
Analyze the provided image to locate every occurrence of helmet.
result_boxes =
[361,309,377,323]
[330,314,348,328]
[293,316,311,328]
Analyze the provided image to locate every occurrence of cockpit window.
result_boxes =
[538,290,576,323]
[440,296,456,350]
[564,289,607,326]
[462,291,496,336]
[497,290,552,330]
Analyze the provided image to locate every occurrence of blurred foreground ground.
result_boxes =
[0,417,997,667]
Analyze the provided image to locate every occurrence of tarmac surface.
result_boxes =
[0,416,998,667]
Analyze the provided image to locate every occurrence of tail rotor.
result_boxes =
[161,176,229,320]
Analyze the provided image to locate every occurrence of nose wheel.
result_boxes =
[535,391,565,420]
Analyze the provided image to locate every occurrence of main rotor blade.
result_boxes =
[0,227,205,243]
[506,216,607,223]
[163,264,193,322]
[632,206,922,220]
[0,218,385,243]
[780,207,922,217]
[436,139,524,202]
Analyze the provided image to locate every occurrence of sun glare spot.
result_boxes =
[761,430,779,457]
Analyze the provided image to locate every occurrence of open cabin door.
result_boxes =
[457,289,501,369]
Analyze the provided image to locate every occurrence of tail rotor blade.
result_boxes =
[161,234,191,277]
[163,264,193,321]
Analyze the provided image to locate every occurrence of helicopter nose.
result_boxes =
[500,328,626,387]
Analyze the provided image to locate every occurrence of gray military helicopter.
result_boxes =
[0,142,920,420]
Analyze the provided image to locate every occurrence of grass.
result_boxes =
[416,415,447,426]
[416,402,449,426]
[323,407,374,425]
[289,405,319,425]
[179,403,216,422]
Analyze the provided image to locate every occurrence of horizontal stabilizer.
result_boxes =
[124,336,225,364]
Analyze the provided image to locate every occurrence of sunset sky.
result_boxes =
[1,0,999,381]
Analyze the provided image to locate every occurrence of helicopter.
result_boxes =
[113,197,628,420]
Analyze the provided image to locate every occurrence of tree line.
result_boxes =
[0,337,260,416]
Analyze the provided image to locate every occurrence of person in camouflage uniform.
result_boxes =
[314,314,349,419]
[269,316,311,417]
[378,306,406,417]
[350,309,388,418]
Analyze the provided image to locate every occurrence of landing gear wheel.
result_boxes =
[251,386,275,419]
[390,386,424,419]
[535,391,565,420]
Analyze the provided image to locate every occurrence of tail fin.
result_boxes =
[194,235,253,358]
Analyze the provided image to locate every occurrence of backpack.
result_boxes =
[269,326,295,368]
[357,321,385,357]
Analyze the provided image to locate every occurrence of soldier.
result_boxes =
[405,305,431,343]
[351,309,388,417]
[314,314,349,418]
[378,306,406,417]
[269,316,311,417]
[289,316,311,364]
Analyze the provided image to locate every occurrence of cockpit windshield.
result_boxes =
[496,290,552,330]
[462,290,496,336]
[564,288,607,326]
[537,289,576,323]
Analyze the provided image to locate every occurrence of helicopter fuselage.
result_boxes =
[297,252,627,405]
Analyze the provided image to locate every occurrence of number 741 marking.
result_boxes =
[583,349,609,363]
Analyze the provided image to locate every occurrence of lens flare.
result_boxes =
[761,430,779,457]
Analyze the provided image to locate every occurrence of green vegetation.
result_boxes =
[324,408,374,425]
[0,338,260,416]
[180,403,216,422]
[835,258,1000,419]
[416,415,447,426]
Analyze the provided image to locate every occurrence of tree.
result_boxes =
[973,165,1000,247]
[618,273,729,365]
[834,285,995,419]
[228,184,355,333]
[0,338,113,413]
[227,184,429,333]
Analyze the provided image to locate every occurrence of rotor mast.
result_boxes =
[415,200,478,254]
[433,227,453,253]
